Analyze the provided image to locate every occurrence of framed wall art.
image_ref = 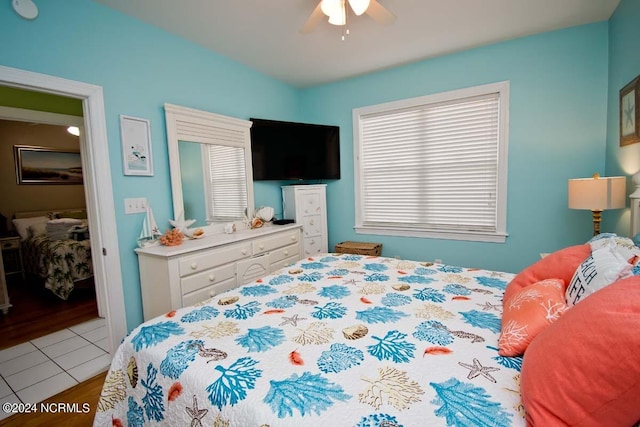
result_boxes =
[620,74,640,146]
[120,115,154,176]
[14,145,83,185]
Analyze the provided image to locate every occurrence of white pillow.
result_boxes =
[566,245,633,306]
[28,222,48,237]
[11,216,48,240]
[589,234,640,265]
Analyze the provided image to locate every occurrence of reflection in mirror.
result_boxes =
[179,140,248,227]
[165,103,254,235]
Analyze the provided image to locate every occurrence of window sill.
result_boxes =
[354,225,508,243]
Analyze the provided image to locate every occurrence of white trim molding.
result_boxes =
[0,65,127,354]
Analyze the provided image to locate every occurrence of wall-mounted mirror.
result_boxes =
[165,103,254,232]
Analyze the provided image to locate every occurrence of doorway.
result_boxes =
[0,65,127,355]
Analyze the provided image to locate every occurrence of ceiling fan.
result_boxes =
[300,0,396,34]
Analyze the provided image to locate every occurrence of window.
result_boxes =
[353,81,509,243]
[203,144,248,222]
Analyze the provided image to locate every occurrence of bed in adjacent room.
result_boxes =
[95,253,528,426]
[12,209,92,300]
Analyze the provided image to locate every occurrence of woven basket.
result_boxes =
[334,241,382,256]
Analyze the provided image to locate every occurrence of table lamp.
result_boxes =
[568,173,626,236]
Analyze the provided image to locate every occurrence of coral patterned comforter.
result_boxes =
[95,254,525,426]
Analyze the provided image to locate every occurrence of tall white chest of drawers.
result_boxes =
[282,184,328,256]
[136,223,301,321]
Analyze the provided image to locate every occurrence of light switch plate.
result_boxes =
[124,197,148,214]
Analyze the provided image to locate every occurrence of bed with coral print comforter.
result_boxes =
[22,234,92,300]
[95,253,525,427]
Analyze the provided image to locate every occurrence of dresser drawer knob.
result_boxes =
[190,263,198,270]
[208,274,215,282]
[259,244,264,250]
[284,250,289,256]
[290,235,296,241]
[242,249,248,255]
[209,291,216,297]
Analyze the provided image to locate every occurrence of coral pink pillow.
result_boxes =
[504,244,590,304]
[498,278,566,356]
[521,275,640,426]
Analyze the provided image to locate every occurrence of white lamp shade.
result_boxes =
[568,176,626,210]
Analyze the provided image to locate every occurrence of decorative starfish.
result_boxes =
[624,97,635,128]
[280,314,306,327]
[477,301,502,312]
[458,358,500,383]
[169,211,196,237]
[343,278,360,286]
[185,395,208,427]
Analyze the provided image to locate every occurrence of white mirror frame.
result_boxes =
[164,103,255,234]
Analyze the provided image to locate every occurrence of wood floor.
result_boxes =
[0,275,99,350]
[0,371,107,426]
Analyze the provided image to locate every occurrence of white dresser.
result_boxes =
[136,223,301,321]
[282,184,328,256]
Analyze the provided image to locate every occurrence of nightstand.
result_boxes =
[0,236,25,281]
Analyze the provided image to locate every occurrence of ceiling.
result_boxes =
[95,0,620,88]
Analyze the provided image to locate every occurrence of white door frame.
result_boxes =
[0,65,127,354]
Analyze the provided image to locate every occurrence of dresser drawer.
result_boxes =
[269,242,299,265]
[302,215,323,237]
[182,277,236,307]
[271,254,300,272]
[302,236,323,256]
[301,191,322,215]
[252,230,299,255]
[237,254,269,285]
[1,238,20,251]
[181,263,235,295]
[179,242,251,277]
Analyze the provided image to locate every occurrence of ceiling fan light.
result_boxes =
[327,1,346,26]
[348,0,370,16]
[320,0,341,17]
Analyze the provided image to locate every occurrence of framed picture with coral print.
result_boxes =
[120,115,154,176]
[620,74,640,146]
[14,145,83,185]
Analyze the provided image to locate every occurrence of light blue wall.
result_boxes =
[605,0,640,235]
[300,23,609,273]
[0,0,300,330]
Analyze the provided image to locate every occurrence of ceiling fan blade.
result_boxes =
[365,0,396,25]
[300,2,325,34]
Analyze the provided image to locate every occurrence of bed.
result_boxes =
[13,209,92,300]
[95,253,527,426]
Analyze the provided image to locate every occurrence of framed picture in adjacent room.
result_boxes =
[14,145,83,184]
[121,115,154,176]
[620,74,640,146]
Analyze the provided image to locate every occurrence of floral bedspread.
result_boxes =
[22,235,92,299]
[95,254,525,427]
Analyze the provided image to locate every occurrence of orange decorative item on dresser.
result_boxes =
[160,228,184,246]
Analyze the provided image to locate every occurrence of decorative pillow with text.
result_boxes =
[565,244,633,306]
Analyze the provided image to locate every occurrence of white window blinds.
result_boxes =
[354,82,509,242]
[204,144,248,222]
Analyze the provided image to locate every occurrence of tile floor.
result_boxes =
[0,317,111,421]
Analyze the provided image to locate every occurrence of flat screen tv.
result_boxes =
[250,118,340,181]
